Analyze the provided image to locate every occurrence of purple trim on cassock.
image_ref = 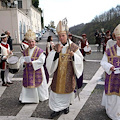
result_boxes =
[105,44,120,95]
[23,47,43,88]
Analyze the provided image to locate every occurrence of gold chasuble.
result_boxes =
[51,43,79,94]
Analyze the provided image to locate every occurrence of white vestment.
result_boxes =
[46,40,83,112]
[19,46,49,103]
[100,45,120,120]
[106,39,116,50]
[46,41,55,54]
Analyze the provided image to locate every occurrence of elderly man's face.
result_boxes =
[116,37,120,47]
[7,31,10,36]
[58,33,67,44]
[28,39,36,49]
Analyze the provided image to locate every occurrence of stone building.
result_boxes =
[0,0,43,44]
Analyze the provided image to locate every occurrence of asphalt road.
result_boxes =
[0,31,111,120]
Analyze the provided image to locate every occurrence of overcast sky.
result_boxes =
[39,0,120,28]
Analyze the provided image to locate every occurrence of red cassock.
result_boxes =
[104,36,111,51]
[81,38,87,55]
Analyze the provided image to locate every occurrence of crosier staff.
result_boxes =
[62,18,80,101]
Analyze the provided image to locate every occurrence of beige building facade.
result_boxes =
[0,0,42,44]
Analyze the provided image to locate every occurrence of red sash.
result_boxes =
[1,43,9,49]
[23,41,29,45]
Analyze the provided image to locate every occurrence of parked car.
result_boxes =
[36,33,42,42]
[44,28,47,32]
[41,29,45,34]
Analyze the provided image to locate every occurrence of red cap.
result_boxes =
[68,34,72,37]
[106,30,110,34]
[82,34,86,37]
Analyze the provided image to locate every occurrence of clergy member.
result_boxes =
[101,24,120,120]
[19,30,49,103]
[46,20,83,118]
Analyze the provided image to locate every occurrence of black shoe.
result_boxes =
[7,82,13,84]
[64,107,69,114]
[50,111,60,118]
[2,83,9,87]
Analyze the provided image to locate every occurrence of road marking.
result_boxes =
[0,86,6,97]
[11,78,22,81]
[85,59,101,62]
[58,66,104,120]
[13,52,21,53]
[0,116,51,120]
[16,104,38,117]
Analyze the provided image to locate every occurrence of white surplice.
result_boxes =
[101,45,120,120]
[46,40,83,112]
[46,41,55,54]
[19,46,49,103]
[106,39,116,50]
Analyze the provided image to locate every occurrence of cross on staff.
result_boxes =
[116,59,120,66]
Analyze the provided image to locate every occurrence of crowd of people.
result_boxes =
[0,21,120,120]
[94,29,115,54]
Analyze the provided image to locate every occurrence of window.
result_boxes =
[1,1,6,7]
[19,21,22,41]
[18,0,22,9]
[24,23,26,35]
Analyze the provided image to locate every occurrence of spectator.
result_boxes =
[94,30,99,44]
[5,31,13,51]
[103,30,111,54]
[81,34,89,60]
[68,33,73,41]
[101,31,105,43]
[46,36,55,57]
[97,33,102,52]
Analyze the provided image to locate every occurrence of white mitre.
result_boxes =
[114,24,120,37]
[56,20,69,34]
[25,29,36,40]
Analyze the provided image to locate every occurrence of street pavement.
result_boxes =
[0,31,111,120]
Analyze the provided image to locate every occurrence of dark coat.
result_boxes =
[7,36,13,50]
